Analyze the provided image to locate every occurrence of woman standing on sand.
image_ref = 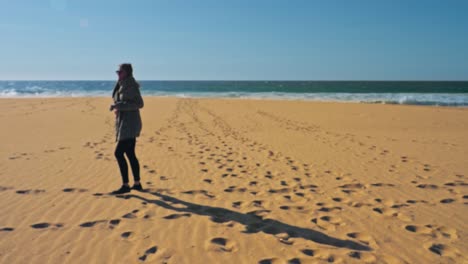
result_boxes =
[109,63,144,194]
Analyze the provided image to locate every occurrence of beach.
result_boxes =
[0,97,467,263]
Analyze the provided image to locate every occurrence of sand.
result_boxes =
[0,97,467,264]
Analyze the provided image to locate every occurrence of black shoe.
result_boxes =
[131,183,143,191]
[111,185,131,195]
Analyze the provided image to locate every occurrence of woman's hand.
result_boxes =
[110,104,119,116]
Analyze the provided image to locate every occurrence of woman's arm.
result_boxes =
[114,85,144,111]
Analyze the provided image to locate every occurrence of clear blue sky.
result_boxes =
[1,0,467,80]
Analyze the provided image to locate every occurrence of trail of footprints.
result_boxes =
[97,99,467,261]
[168,100,466,261]
[2,99,466,262]
[140,101,362,260]
[7,146,70,161]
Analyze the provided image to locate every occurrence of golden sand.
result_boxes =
[0,97,467,263]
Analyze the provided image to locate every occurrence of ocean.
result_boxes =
[1,81,468,107]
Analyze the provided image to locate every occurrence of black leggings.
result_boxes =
[114,138,140,184]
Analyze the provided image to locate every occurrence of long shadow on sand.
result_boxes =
[117,192,371,251]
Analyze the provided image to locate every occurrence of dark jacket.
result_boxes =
[112,76,144,142]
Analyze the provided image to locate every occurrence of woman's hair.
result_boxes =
[120,63,133,77]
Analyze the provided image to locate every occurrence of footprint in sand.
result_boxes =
[422,164,432,172]
[286,258,301,264]
[463,195,468,203]
[181,190,215,198]
[251,200,263,207]
[109,219,121,228]
[338,183,366,194]
[440,198,456,204]
[224,186,247,194]
[301,248,342,263]
[372,207,411,222]
[426,243,461,258]
[249,181,258,186]
[405,224,458,239]
[122,209,154,220]
[122,210,140,219]
[434,226,459,239]
[0,186,14,192]
[279,205,306,211]
[319,216,343,225]
[404,225,433,235]
[311,216,345,231]
[406,199,428,204]
[121,231,133,238]
[416,183,438,190]
[16,189,46,195]
[268,187,291,194]
[348,201,374,208]
[340,183,365,189]
[79,219,120,229]
[232,201,242,208]
[298,184,318,192]
[370,183,395,187]
[159,176,169,181]
[301,248,316,257]
[258,258,281,264]
[163,213,191,220]
[316,202,342,212]
[79,220,107,228]
[331,197,350,203]
[444,181,468,187]
[347,251,377,262]
[0,227,14,232]
[31,222,64,229]
[294,192,305,197]
[203,178,213,184]
[138,245,158,261]
[207,237,238,253]
[62,188,88,193]
[346,232,374,246]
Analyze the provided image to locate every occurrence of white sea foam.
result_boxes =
[1,84,467,106]
[109,91,465,106]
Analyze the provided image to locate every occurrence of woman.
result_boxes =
[110,63,144,194]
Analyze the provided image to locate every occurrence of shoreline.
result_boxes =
[1,95,468,108]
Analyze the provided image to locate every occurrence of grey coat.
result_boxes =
[112,77,144,142]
